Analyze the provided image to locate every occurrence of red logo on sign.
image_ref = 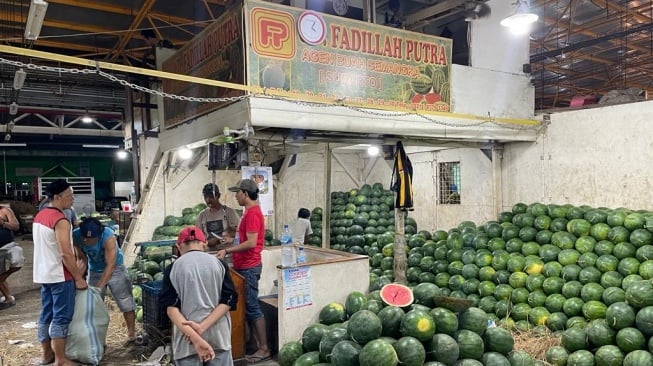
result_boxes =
[251,8,295,59]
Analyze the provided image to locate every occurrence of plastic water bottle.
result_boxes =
[296,246,307,264]
[233,233,240,246]
[280,224,294,267]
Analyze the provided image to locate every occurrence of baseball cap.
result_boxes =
[79,219,102,238]
[177,226,207,245]
[228,179,259,193]
[202,183,220,196]
[45,179,71,197]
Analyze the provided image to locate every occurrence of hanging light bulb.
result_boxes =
[178,147,193,160]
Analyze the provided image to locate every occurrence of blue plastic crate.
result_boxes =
[141,280,171,331]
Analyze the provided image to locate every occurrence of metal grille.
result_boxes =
[438,162,461,204]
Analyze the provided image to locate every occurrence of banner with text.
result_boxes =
[162,7,245,129]
[245,0,451,112]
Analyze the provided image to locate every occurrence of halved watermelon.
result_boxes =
[380,283,414,307]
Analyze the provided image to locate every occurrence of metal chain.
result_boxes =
[0,57,540,130]
[98,70,249,103]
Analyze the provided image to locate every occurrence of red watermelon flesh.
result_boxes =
[380,283,414,307]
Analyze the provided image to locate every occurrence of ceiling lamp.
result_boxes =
[367,145,380,156]
[116,150,129,159]
[81,113,93,123]
[178,147,193,160]
[24,0,49,41]
[500,0,538,30]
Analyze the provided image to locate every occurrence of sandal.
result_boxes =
[0,301,15,310]
[122,335,144,347]
[246,352,272,364]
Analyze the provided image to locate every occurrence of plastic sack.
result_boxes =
[65,286,110,365]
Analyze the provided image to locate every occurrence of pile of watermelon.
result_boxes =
[279,286,532,366]
[329,183,415,254]
[367,202,653,365]
[150,203,207,241]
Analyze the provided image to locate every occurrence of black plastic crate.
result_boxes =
[141,280,171,332]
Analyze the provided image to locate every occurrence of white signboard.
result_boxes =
[283,266,313,310]
[241,166,274,215]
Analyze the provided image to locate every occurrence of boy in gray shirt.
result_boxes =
[161,226,238,365]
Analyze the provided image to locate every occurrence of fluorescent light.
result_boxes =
[13,69,26,89]
[24,0,49,41]
[501,0,538,29]
[0,143,26,147]
[83,144,120,148]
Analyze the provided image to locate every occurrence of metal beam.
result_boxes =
[109,0,158,61]
[531,22,653,63]
[11,125,123,137]
[403,0,467,27]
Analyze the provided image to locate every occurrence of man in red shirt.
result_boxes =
[216,179,270,363]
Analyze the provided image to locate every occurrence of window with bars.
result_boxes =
[439,162,461,204]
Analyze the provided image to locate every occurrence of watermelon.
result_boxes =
[319,303,347,325]
[345,291,368,316]
[293,351,320,366]
[616,327,646,353]
[330,340,362,366]
[380,283,414,307]
[426,333,459,364]
[567,350,595,366]
[623,350,653,366]
[348,310,382,345]
[562,327,589,352]
[278,341,304,366]
[545,346,569,366]
[458,307,489,336]
[412,283,440,308]
[302,323,330,352]
[378,306,405,338]
[635,306,653,336]
[594,345,625,366]
[319,327,349,362]
[455,329,484,360]
[400,309,435,342]
[392,336,425,366]
[483,326,514,355]
[507,350,534,365]
[359,338,399,366]
[430,307,458,336]
[626,280,653,308]
[606,302,636,329]
[586,319,616,347]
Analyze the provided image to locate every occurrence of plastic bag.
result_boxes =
[65,286,110,365]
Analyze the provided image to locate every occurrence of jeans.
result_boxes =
[38,280,76,342]
[236,264,263,321]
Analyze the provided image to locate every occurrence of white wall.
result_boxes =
[469,0,531,74]
[502,100,653,211]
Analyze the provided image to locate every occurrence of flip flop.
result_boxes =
[0,301,15,310]
[246,353,272,364]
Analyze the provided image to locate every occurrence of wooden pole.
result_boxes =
[393,208,407,284]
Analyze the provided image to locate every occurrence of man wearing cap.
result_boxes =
[72,217,138,345]
[161,226,238,365]
[195,183,240,250]
[217,179,270,363]
[0,204,22,309]
[33,179,88,366]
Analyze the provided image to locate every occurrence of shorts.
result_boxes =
[175,350,233,366]
[236,264,263,321]
[88,265,136,313]
[0,242,24,274]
